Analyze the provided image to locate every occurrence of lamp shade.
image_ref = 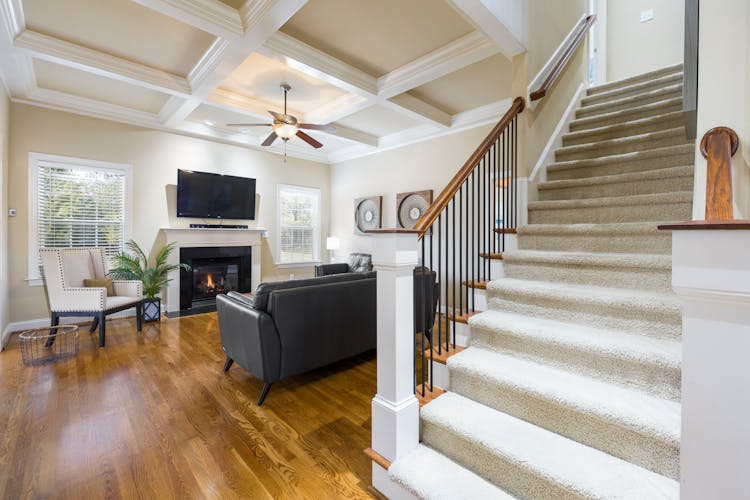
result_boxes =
[326,237,340,250]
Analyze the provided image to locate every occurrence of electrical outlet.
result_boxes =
[640,8,654,23]
[8,208,16,217]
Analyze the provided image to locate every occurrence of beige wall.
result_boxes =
[606,0,684,82]
[7,103,330,325]
[0,88,9,346]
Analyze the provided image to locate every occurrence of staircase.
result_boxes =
[389,64,691,498]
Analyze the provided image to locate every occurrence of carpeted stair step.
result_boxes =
[576,84,682,119]
[555,128,688,162]
[469,310,681,401]
[389,444,515,500]
[421,392,679,499]
[502,250,673,292]
[547,144,694,181]
[538,165,694,201]
[448,347,680,478]
[586,63,683,96]
[528,191,692,224]
[516,222,671,254]
[486,278,681,339]
[582,72,683,106]
[562,111,684,146]
[569,97,683,132]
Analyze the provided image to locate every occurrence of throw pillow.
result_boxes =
[83,278,115,297]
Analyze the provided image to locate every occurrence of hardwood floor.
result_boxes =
[0,313,379,499]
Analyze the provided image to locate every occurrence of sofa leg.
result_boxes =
[46,313,59,348]
[257,383,272,406]
[89,316,99,333]
[223,357,234,372]
[98,312,106,348]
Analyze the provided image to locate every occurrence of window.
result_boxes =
[28,153,132,283]
[277,184,320,265]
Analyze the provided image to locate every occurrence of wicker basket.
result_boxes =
[19,325,79,366]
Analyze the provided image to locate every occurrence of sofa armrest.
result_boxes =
[315,263,349,277]
[112,280,143,298]
[216,294,282,383]
[50,287,106,312]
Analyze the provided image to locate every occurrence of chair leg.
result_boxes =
[135,302,143,332]
[223,357,234,372]
[98,312,106,348]
[89,316,99,333]
[257,383,272,406]
[46,313,59,348]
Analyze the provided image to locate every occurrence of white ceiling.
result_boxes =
[0,0,524,164]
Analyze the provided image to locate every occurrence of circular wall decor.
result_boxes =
[355,196,382,233]
[396,190,433,229]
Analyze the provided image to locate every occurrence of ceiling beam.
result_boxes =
[447,0,526,58]
[384,94,451,128]
[129,0,244,39]
[377,31,501,99]
[0,0,35,96]
[14,30,192,96]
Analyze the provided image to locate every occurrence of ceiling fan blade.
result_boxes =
[298,123,336,132]
[226,123,271,127]
[296,130,323,149]
[261,131,278,146]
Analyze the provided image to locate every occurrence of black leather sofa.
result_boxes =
[216,271,377,405]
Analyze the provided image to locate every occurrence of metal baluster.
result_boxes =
[437,214,442,355]
[464,178,469,313]
[470,170,475,312]
[458,186,462,320]
[514,117,518,228]
[420,237,426,397]
[451,199,456,351]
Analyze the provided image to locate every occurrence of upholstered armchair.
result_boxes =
[40,248,143,347]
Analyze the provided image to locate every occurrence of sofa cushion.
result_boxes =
[250,272,373,312]
[61,251,95,288]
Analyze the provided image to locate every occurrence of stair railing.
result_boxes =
[411,96,525,397]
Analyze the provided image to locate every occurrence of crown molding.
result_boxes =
[0,0,24,41]
[447,0,526,58]
[129,0,244,39]
[15,30,192,96]
[384,94,451,129]
[378,31,500,98]
[187,37,229,89]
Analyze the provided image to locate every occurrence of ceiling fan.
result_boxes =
[227,83,335,149]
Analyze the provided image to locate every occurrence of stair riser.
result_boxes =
[538,175,694,201]
[570,100,683,132]
[517,232,671,254]
[587,66,683,95]
[503,261,672,292]
[547,152,694,181]
[486,294,681,339]
[562,116,683,147]
[448,367,679,479]
[529,202,692,224]
[469,326,680,401]
[583,74,683,105]
[576,89,682,119]
[422,420,581,500]
[555,134,687,162]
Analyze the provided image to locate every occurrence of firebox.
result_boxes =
[179,246,252,314]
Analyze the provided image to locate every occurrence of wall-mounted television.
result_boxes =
[177,169,256,219]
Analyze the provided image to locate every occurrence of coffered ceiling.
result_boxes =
[0,0,525,163]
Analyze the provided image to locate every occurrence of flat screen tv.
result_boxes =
[177,169,256,219]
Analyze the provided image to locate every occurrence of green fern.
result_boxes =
[108,239,189,299]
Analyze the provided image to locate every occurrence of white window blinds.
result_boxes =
[277,185,320,264]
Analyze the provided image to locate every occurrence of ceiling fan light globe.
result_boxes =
[273,122,298,139]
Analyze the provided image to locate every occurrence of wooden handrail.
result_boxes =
[700,126,740,221]
[530,15,596,102]
[414,96,525,233]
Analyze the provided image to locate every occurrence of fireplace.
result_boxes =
[179,246,252,314]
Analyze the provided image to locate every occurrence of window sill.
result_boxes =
[275,261,320,269]
[26,278,43,287]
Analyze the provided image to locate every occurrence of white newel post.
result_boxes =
[369,231,420,498]
[667,225,750,500]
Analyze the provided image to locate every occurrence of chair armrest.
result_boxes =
[50,287,106,312]
[315,263,349,277]
[112,280,143,298]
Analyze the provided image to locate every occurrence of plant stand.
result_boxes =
[142,298,161,322]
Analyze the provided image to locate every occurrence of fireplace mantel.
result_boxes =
[160,227,264,315]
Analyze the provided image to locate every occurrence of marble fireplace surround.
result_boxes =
[160,228,263,315]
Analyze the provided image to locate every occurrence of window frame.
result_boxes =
[276,183,321,267]
[27,152,133,286]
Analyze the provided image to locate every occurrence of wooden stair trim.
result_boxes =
[493,227,517,234]
[462,280,488,290]
[364,448,391,470]
[445,310,479,324]
[416,384,446,408]
[424,345,465,365]
[479,252,503,260]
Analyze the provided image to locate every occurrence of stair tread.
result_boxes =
[577,84,682,118]
[503,249,672,269]
[389,444,516,500]
[422,392,679,498]
[463,280,488,289]
[555,127,688,157]
[446,310,479,324]
[479,252,503,260]
[539,165,693,191]
[470,309,680,370]
[517,221,666,235]
[569,97,683,131]
[587,63,683,95]
[583,73,683,104]
[528,191,692,210]
[563,111,683,143]
[547,143,694,172]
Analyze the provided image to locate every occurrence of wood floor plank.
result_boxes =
[0,313,378,498]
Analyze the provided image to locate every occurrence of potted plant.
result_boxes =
[109,239,189,322]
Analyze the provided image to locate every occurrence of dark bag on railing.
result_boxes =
[414,266,439,343]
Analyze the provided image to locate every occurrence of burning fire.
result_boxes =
[206,273,215,289]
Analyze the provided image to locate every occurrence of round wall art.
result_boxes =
[397,190,433,229]
[354,196,382,233]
